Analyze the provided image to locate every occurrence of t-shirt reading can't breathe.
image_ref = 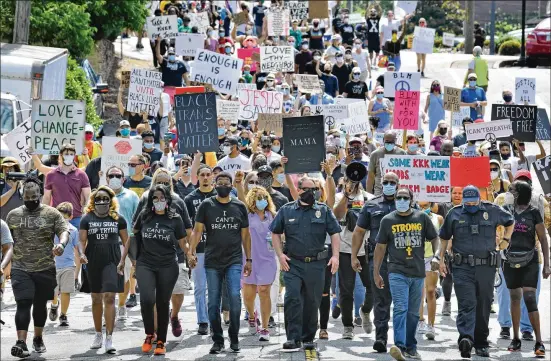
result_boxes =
[195,197,249,270]
[376,210,438,278]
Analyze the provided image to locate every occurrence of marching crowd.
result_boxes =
[1,1,550,360]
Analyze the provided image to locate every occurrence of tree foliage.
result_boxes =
[65,57,101,128]
[409,0,465,35]
[82,0,149,41]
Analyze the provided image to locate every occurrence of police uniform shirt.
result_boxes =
[356,195,397,248]
[270,201,341,257]
[439,202,514,259]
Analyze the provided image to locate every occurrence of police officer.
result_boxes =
[351,171,400,353]
[438,185,514,359]
[270,176,341,351]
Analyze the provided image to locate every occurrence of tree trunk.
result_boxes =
[13,0,31,44]
[464,0,474,54]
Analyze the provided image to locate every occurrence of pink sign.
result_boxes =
[393,90,420,130]
[237,48,259,72]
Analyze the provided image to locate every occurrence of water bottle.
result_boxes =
[266,231,274,251]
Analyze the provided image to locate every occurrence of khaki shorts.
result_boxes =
[55,267,76,294]
[172,263,191,295]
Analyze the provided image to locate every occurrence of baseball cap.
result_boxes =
[474,118,484,123]
[224,137,239,146]
[1,156,19,167]
[468,73,477,79]
[257,165,273,176]
[387,62,395,68]
[119,120,130,127]
[514,170,532,181]
[348,137,363,145]
[462,117,474,124]
[85,124,94,133]
[462,185,480,203]
[168,47,176,54]
[332,34,342,41]
[490,159,500,166]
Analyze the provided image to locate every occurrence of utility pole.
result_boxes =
[517,0,527,66]
[13,0,31,44]
[490,0,496,55]
[464,0,474,54]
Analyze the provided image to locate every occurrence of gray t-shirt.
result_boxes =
[368,146,407,197]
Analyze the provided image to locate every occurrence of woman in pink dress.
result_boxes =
[242,186,277,342]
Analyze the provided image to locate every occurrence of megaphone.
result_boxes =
[345,163,367,183]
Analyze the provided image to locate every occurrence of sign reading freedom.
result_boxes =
[175,92,218,154]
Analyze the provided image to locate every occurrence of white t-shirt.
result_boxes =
[161,92,171,117]
[379,18,401,43]
[517,155,536,172]
[352,50,369,72]
[216,153,251,176]
[501,157,519,176]
[265,151,282,164]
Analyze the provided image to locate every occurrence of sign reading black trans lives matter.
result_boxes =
[175,92,218,154]
[191,49,244,95]
[31,100,85,155]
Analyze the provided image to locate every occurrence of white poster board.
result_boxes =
[465,119,513,141]
[127,69,163,117]
[394,0,417,18]
[294,74,321,94]
[312,104,349,130]
[216,99,240,123]
[31,100,85,155]
[3,120,32,165]
[260,46,294,73]
[342,101,370,134]
[188,12,210,34]
[100,137,143,186]
[238,89,283,121]
[267,9,290,37]
[175,33,205,57]
[443,32,455,47]
[515,77,536,105]
[451,106,471,128]
[146,15,179,39]
[412,26,435,54]
[384,72,421,97]
[191,49,244,95]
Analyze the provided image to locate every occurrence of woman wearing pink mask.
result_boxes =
[415,18,428,77]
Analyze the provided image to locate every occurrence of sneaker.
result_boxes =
[105,335,116,354]
[259,328,270,341]
[268,316,276,328]
[373,339,387,353]
[117,306,127,319]
[248,312,258,335]
[142,334,156,353]
[303,342,316,351]
[318,329,328,339]
[507,338,521,351]
[223,310,230,325]
[500,327,511,339]
[49,304,59,321]
[209,343,224,354]
[360,311,373,334]
[154,341,166,355]
[59,314,69,327]
[90,332,103,349]
[126,294,137,308]
[342,326,354,340]
[417,320,427,334]
[389,345,406,361]
[442,301,451,316]
[282,340,302,351]
[534,341,546,358]
[230,342,240,352]
[417,69,421,73]
[425,324,436,340]
[32,336,46,353]
[198,323,209,335]
[354,316,362,327]
[171,317,182,337]
[332,304,341,319]
[421,71,425,77]
[11,340,30,358]
[490,304,496,313]
[522,331,534,341]
[459,338,472,359]
[475,347,490,357]
[405,349,422,359]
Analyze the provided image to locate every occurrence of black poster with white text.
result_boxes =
[533,156,550,196]
[282,115,325,174]
[491,104,537,142]
[175,92,218,154]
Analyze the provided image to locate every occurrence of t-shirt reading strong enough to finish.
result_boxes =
[195,197,249,270]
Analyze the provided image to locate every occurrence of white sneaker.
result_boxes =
[90,332,103,349]
[105,335,116,354]
[258,328,270,341]
[117,306,127,319]
[425,325,436,340]
[417,320,427,334]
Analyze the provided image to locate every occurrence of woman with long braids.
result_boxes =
[79,186,128,354]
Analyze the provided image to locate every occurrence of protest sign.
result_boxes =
[127,68,163,117]
[146,15,178,39]
[237,83,257,91]
[515,77,536,105]
[412,26,435,54]
[394,0,417,15]
[341,101,370,134]
[267,8,290,37]
[334,98,364,105]
[258,113,283,136]
[536,108,551,140]
[381,155,450,202]
[175,92,218,154]
[491,104,537,142]
[100,137,142,186]
[260,46,294,73]
[191,49,244,95]
[451,106,471,127]
[283,115,325,174]
[285,1,309,21]
[238,89,283,121]
[175,33,205,57]
[465,119,513,141]
[444,86,461,112]
[121,71,131,89]
[309,0,328,18]
[216,99,240,123]
[442,32,454,47]
[188,12,210,33]
[450,156,491,188]
[533,156,550,196]
[31,100,85,155]
[3,120,32,165]
[237,48,259,72]
[384,72,421,97]
[394,90,420,130]
[313,104,348,130]
[233,12,250,26]
[295,74,322,94]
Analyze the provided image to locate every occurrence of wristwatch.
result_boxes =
[246,259,252,263]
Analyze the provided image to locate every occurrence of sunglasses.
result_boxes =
[353,73,361,76]
[157,181,171,186]
[128,163,144,167]
[376,92,384,95]
[107,174,123,179]
[382,181,397,186]
[468,78,477,81]
[248,180,259,185]
[396,196,410,201]
[490,167,500,172]
[300,187,320,192]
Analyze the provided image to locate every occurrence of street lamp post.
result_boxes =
[516,0,527,66]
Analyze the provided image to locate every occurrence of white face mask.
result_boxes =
[108,177,123,190]
[313,55,321,61]
[490,171,500,180]
[223,146,231,155]
[63,154,74,166]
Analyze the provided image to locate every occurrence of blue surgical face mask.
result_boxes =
[256,199,268,211]
[276,173,285,184]
[382,183,397,196]
[218,127,226,136]
[282,88,290,95]
[225,47,232,54]
[376,93,384,99]
[408,144,419,153]
[463,204,479,214]
[423,208,431,215]
[244,70,250,75]
[469,80,477,87]
[143,142,154,150]
[128,167,136,177]
[120,128,130,137]
[168,55,176,62]
[272,145,280,153]
[384,142,395,152]
[395,199,410,212]
[219,33,225,38]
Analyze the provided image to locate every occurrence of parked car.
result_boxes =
[526,17,550,67]
[80,59,108,118]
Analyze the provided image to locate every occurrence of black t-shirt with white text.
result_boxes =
[344,81,369,99]
[80,213,127,248]
[507,205,543,252]
[160,58,187,87]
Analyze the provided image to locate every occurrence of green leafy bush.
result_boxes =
[434,36,443,48]
[65,57,101,128]
[498,40,521,55]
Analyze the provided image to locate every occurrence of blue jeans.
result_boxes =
[191,253,208,324]
[389,55,401,71]
[388,273,424,353]
[496,265,541,333]
[335,272,365,317]
[206,264,242,344]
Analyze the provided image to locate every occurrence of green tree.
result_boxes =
[65,57,101,128]
[410,0,465,35]
[83,0,149,41]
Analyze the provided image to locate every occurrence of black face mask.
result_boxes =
[95,202,110,216]
[24,200,40,211]
[299,189,315,206]
[501,153,510,160]
[439,128,447,136]
[216,185,232,198]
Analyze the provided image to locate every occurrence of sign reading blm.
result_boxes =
[175,92,218,154]
[31,100,85,155]
[282,115,325,174]
[491,104,537,142]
